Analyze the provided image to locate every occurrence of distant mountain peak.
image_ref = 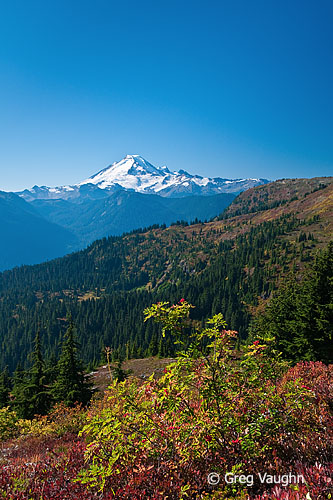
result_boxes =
[77,155,268,197]
[81,155,168,190]
[17,155,269,201]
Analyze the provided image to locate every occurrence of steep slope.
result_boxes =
[219,176,333,244]
[0,192,78,271]
[222,177,333,218]
[0,177,331,371]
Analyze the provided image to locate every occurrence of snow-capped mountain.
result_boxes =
[78,155,268,197]
[18,155,269,201]
[79,155,171,193]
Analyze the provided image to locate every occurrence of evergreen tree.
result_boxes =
[112,360,131,383]
[12,332,52,418]
[44,353,58,386]
[147,332,158,356]
[251,242,333,363]
[29,331,52,416]
[310,241,333,361]
[12,362,25,388]
[12,362,28,418]
[0,367,11,408]
[52,318,92,407]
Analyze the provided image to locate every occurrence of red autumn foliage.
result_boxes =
[0,301,331,499]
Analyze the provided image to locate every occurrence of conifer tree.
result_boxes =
[12,362,24,389]
[29,330,52,416]
[112,360,131,383]
[147,332,158,356]
[0,367,11,408]
[11,363,28,418]
[12,332,52,418]
[45,353,58,386]
[251,242,333,363]
[52,318,92,407]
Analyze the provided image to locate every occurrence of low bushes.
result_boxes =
[77,301,332,498]
[0,300,331,498]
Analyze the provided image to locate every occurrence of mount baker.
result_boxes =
[18,155,268,201]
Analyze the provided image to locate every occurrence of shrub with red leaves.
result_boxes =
[0,305,332,499]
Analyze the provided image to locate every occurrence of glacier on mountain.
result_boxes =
[18,154,268,201]
[77,154,267,196]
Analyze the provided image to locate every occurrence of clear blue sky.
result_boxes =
[0,0,332,191]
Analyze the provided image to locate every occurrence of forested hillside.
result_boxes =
[0,177,332,372]
[221,176,333,218]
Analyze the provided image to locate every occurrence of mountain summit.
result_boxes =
[78,154,268,197]
[78,155,171,192]
[18,155,269,201]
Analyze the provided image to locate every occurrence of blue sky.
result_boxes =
[0,0,332,191]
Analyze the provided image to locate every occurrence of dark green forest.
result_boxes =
[0,211,328,374]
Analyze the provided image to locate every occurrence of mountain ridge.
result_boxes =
[31,190,235,246]
[2,177,332,295]
[17,154,269,201]
[0,191,78,271]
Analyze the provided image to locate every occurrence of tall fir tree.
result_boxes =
[12,332,52,418]
[11,363,28,418]
[52,318,93,407]
[250,242,333,363]
[0,366,11,408]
